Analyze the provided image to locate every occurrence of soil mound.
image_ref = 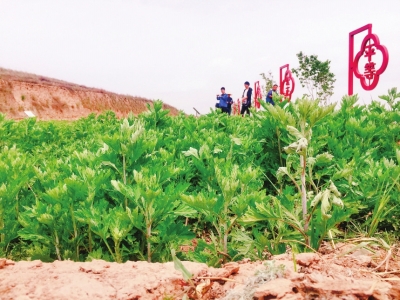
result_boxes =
[0,67,180,120]
[1,243,399,299]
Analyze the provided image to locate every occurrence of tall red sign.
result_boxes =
[279,64,295,101]
[348,24,389,95]
[254,81,262,110]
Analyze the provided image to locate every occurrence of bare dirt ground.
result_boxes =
[1,243,399,300]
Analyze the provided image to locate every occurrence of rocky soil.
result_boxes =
[1,243,399,299]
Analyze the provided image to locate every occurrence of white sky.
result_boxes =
[1,0,399,114]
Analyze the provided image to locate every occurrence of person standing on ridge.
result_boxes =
[266,84,279,105]
[240,81,252,116]
[216,87,229,113]
[227,93,233,115]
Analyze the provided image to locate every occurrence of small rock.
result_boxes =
[285,269,305,281]
[91,268,105,274]
[274,254,289,260]
[79,266,91,273]
[222,262,239,275]
[196,279,211,298]
[350,254,372,267]
[211,262,239,278]
[78,266,104,274]
[253,278,293,299]
[6,259,15,265]
[351,248,372,256]
[0,259,6,269]
[307,272,325,284]
[239,258,251,264]
[280,295,303,300]
[295,253,320,267]
[389,281,400,299]
[28,260,43,268]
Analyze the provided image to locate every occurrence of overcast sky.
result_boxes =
[1,0,399,114]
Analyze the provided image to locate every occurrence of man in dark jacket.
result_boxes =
[227,93,233,115]
[266,84,278,105]
[240,81,252,116]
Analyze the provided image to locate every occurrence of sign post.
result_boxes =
[233,99,241,115]
[254,81,262,110]
[348,24,389,95]
[279,64,295,101]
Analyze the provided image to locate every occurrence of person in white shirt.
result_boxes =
[240,81,252,116]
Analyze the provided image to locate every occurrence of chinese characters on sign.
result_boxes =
[348,24,389,95]
[279,64,295,101]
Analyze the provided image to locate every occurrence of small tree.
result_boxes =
[260,71,275,98]
[292,52,336,105]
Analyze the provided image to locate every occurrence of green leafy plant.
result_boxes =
[181,137,264,266]
[0,146,33,257]
[379,87,400,110]
[242,98,357,250]
[0,93,398,263]
[112,165,193,262]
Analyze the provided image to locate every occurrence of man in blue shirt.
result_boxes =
[266,84,279,105]
[216,87,229,113]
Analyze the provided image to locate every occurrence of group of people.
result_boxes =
[216,81,279,116]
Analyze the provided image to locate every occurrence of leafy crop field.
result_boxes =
[0,96,399,267]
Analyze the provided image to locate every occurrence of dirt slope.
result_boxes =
[0,67,180,120]
[1,243,399,299]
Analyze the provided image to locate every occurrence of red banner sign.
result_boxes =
[254,81,262,109]
[279,64,295,101]
[233,99,241,115]
[348,24,389,95]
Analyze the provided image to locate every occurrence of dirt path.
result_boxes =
[1,244,400,299]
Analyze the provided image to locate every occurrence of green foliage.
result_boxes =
[0,90,398,264]
[292,51,336,105]
[257,98,345,249]
[379,87,400,110]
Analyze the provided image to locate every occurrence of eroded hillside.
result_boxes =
[0,68,180,120]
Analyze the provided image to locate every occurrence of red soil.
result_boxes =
[1,243,399,299]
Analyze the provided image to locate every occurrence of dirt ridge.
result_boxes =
[0,67,180,120]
